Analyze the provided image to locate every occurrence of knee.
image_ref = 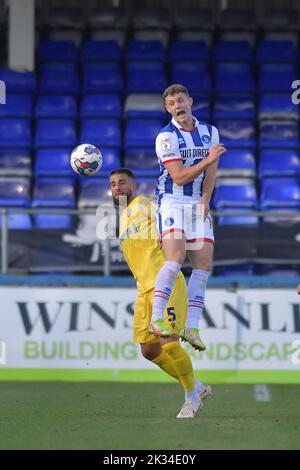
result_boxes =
[141,345,158,361]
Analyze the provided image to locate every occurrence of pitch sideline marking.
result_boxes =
[254,384,271,402]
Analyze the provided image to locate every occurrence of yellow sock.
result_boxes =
[162,341,195,392]
[151,350,180,381]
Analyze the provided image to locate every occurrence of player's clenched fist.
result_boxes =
[207,144,227,165]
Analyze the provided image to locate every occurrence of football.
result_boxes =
[70,144,102,176]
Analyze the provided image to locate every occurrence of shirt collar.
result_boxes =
[171,116,199,131]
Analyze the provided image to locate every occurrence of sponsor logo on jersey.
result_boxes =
[164,217,174,226]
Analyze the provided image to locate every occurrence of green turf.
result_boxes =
[0,382,299,450]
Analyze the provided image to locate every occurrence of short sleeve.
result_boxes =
[209,125,220,149]
[155,131,182,165]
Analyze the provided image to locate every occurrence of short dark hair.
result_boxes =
[163,84,189,102]
[109,167,135,180]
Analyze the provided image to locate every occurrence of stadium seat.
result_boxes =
[171,62,211,93]
[256,40,297,63]
[213,178,258,209]
[99,148,121,175]
[216,263,258,277]
[124,94,165,119]
[38,40,78,63]
[215,63,255,93]
[40,63,80,94]
[258,63,297,92]
[0,69,36,93]
[126,61,166,93]
[263,9,299,32]
[81,40,121,62]
[35,95,78,119]
[0,177,31,206]
[0,150,31,176]
[217,208,259,226]
[88,6,128,30]
[32,177,75,229]
[260,177,300,209]
[258,94,299,121]
[261,265,300,277]
[262,207,300,224]
[48,29,83,48]
[213,40,253,62]
[126,40,165,61]
[176,30,213,48]
[169,40,209,62]
[192,95,211,121]
[80,119,121,148]
[35,119,77,148]
[80,94,121,119]
[175,8,214,31]
[124,119,163,149]
[219,9,256,31]
[124,150,159,177]
[259,150,300,178]
[135,178,157,197]
[47,6,83,29]
[217,120,256,149]
[133,30,169,48]
[0,213,32,230]
[217,149,256,177]
[35,148,74,177]
[89,30,126,48]
[259,121,299,149]
[83,63,123,93]
[0,119,32,148]
[78,178,112,207]
[0,94,33,118]
[132,7,171,30]
[214,94,255,120]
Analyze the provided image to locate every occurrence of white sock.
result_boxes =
[186,269,210,328]
[152,261,181,321]
[185,380,203,403]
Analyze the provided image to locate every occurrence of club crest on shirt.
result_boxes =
[202,135,211,144]
[127,209,132,217]
[161,138,171,151]
[164,217,174,226]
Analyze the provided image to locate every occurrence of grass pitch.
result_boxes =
[0,382,299,450]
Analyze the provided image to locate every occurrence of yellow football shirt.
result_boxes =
[119,194,166,293]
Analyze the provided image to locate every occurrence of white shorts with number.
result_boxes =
[157,195,214,249]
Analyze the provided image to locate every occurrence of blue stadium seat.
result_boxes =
[124,150,159,177]
[263,8,298,31]
[192,95,211,121]
[0,213,32,230]
[35,148,74,177]
[135,178,157,197]
[260,177,300,209]
[217,120,256,149]
[216,263,258,277]
[258,94,299,121]
[124,94,165,119]
[217,149,256,177]
[80,119,121,148]
[48,29,83,48]
[0,69,36,93]
[261,265,300,277]
[262,207,300,224]
[171,62,211,93]
[0,177,31,206]
[81,40,121,62]
[259,121,299,149]
[127,62,166,93]
[132,7,171,30]
[35,120,77,148]
[83,63,123,93]
[0,119,32,148]
[0,94,33,118]
[217,208,259,226]
[88,6,129,30]
[47,6,83,29]
[258,64,297,92]
[259,150,300,178]
[35,95,78,119]
[175,8,213,31]
[126,40,165,61]
[214,94,255,119]
[220,9,256,31]
[215,63,255,93]
[100,148,121,175]
[256,40,297,63]
[32,177,75,229]
[0,150,31,177]
[124,119,163,149]
[38,40,78,62]
[213,179,258,209]
[78,178,112,207]
[170,40,209,62]
[40,63,80,94]
[80,94,121,119]
[213,40,253,62]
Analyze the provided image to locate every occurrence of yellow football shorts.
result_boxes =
[133,272,187,344]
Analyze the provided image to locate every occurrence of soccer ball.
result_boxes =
[70,144,102,176]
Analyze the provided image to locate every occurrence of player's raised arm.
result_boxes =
[164,143,226,186]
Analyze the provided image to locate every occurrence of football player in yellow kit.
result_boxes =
[109,168,212,418]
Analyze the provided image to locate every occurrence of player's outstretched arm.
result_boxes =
[164,144,226,186]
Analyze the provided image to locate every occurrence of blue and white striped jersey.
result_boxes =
[155,116,219,200]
